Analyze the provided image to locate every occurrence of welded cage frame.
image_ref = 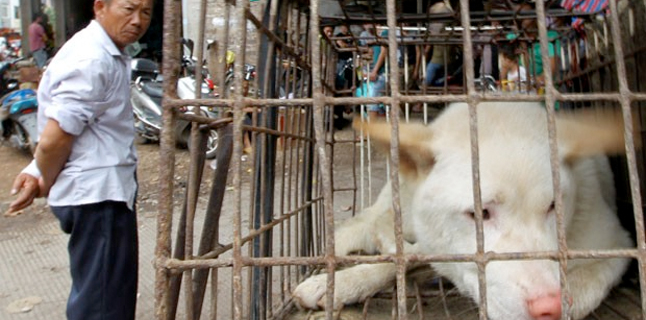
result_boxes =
[154,0,646,319]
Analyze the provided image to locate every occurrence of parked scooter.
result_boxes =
[130,57,163,143]
[130,55,220,159]
[0,88,38,154]
[0,58,20,94]
[176,38,221,159]
[177,72,220,159]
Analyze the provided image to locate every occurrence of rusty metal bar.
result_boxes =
[164,90,646,109]
[607,0,646,318]
[230,0,249,318]
[320,9,599,24]
[381,0,408,319]
[155,0,181,317]
[534,0,571,317]
[179,0,211,316]
[163,247,646,270]
[308,0,337,318]
[191,125,234,318]
[182,126,207,320]
[457,0,488,318]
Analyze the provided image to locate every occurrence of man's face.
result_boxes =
[323,26,333,38]
[94,0,153,50]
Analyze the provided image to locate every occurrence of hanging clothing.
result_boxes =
[560,0,609,29]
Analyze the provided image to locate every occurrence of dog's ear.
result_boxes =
[556,107,640,162]
[353,118,435,176]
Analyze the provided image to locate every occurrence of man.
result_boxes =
[8,0,152,318]
[28,13,48,68]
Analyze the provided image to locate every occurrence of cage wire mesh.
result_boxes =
[154,0,646,319]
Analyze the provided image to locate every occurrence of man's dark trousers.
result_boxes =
[51,201,138,320]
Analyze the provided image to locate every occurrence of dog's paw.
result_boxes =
[293,264,396,310]
[292,273,328,310]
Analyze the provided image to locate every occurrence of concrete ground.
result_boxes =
[0,143,181,320]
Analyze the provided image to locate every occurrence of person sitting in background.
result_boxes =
[334,24,354,90]
[505,2,559,86]
[499,43,527,92]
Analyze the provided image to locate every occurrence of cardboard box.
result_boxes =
[19,67,41,83]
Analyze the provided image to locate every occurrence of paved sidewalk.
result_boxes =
[0,210,159,320]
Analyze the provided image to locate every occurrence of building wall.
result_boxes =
[181,0,343,64]
[10,0,20,29]
[0,0,11,28]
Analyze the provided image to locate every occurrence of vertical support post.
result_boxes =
[457,0,487,319]
[231,0,249,319]
[155,0,181,317]
[607,1,646,318]
[250,1,282,319]
[534,1,569,317]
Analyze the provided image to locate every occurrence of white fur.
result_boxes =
[292,102,633,319]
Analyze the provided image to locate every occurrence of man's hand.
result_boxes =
[8,173,44,214]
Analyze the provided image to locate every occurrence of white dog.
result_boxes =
[292,102,635,319]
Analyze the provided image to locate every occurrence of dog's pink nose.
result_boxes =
[527,291,562,320]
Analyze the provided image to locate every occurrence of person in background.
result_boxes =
[504,2,559,86]
[499,43,527,92]
[40,11,56,56]
[323,25,334,39]
[8,0,153,318]
[366,23,392,119]
[28,12,48,68]
[334,24,354,90]
[358,23,376,47]
[242,79,256,155]
[333,24,354,129]
[424,1,455,87]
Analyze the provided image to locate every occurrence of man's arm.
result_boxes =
[36,118,74,194]
[370,45,387,81]
[7,118,73,213]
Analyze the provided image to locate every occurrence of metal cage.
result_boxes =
[155,0,646,319]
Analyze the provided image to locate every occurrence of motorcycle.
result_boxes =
[130,57,163,143]
[223,63,258,98]
[130,56,221,159]
[0,88,38,154]
[177,69,220,159]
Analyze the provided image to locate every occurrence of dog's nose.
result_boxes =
[527,291,562,320]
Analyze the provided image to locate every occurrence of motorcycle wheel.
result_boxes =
[204,129,218,159]
[186,128,219,160]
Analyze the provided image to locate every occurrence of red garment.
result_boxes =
[28,22,46,52]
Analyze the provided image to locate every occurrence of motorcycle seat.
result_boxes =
[2,89,36,107]
[9,97,38,114]
[142,81,164,99]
